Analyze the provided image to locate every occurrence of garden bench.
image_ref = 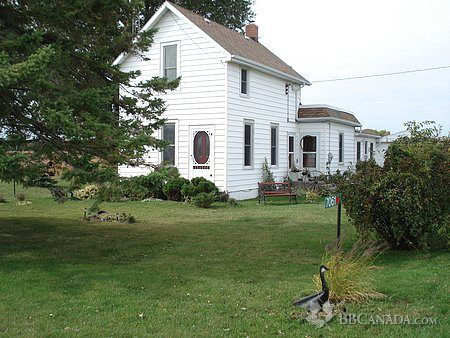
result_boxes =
[258,181,297,204]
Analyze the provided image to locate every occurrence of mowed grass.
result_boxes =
[0,182,448,337]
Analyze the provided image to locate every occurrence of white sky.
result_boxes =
[253,0,450,133]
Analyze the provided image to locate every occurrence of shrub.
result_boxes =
[49,186,68,200]
[163,177,190,201]
[97,183,125,202]
[313,241,386,303]
[339,121,449,250]
[0,195,6,203]
[216,190,230,203]
[74,184,99,200]
[182,177,219,201]
[227,197,239,207]
[305,191,320,203]
[192,192,216,208]
[261,157,275,183]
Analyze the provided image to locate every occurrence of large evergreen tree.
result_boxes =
[0,0,254,185]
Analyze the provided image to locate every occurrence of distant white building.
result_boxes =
[115,1,389,199]
[374,130,411,165]
[355,132,381,164]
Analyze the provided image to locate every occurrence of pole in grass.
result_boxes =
[324,194,342,241]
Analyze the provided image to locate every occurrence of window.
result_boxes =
[288,136,295,169]
[370,142,374,159]
[244,122,253,167]
[162,123,175,165]
[339,133,344,163]
[364,141,368,159]
[163,44,177,81]
[240,68,248,95]
[193,131,210,164]
[270,125,278,166]
[357,142,361,161]
[302,135,316,168]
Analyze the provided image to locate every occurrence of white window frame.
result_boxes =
[288,134,295,170]
[356,141,361,161]
[243,119,254,169]
[338,132,344,164]
[159,120,178,166]
[160,41,180,81]
[239,67,249,97]
[270,124,279,168]
[300,133,320,170]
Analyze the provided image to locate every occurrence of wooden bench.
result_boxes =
[258,182,297,204]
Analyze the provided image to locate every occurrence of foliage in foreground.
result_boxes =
[339,121,449,250]
[313,241,386,303]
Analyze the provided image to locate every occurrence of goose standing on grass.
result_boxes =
[293,265,330,312]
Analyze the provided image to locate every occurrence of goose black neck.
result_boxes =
[320,270,328,291]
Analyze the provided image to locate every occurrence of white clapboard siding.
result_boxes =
[118,9,228,190]
[226,62,299,199]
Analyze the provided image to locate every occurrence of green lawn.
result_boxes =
[0,182,448,337]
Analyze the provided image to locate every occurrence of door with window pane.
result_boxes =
[301,135,317,169]
[189,126,214,180]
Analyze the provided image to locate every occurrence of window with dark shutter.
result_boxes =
[270,125,278,166]
[339,133,344,163]
[244,122,252,167]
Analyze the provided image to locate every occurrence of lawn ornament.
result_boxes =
[293,265,330,311]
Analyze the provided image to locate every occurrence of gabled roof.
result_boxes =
[114,1,309,85]
[169,2,309,84]
[297,104,361,127]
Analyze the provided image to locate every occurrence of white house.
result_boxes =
[115,2,366,199]
[374,130,410,165]
[355,131,381,164]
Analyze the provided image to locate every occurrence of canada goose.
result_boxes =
[293,265,330,311]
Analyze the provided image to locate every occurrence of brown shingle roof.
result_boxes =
[169,2,309,84]
[298,106,361,125]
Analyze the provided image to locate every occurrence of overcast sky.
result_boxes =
[253,0,450,133]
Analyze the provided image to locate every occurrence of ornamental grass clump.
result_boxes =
[313,240,386,303]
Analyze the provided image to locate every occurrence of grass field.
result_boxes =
[0,182,448,336]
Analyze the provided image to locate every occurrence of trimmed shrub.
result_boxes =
[182,177,219,201]
[339,121,449,250]
[163,177,190,201]
[192,192,216,209]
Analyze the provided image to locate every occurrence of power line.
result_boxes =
[311,65,450,83]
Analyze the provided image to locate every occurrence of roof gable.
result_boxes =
[114,1,309,84]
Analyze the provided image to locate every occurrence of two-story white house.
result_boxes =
[116,1,364,199]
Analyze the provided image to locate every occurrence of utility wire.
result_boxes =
[312,65,450,83]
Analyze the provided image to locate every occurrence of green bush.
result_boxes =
[163,177,190,201]
[261,157,275,183]
[339,121,449,250]
[192,192,216,208]
[97,183,125,202]
[182,177,219,201]
[216,190,230,203]
[227,197,239,207]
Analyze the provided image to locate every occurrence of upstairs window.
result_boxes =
[370,142,374,159]
[240,68,248,95]
[302,136,316,168]
[357,141,361,161]
[244,121,253,167]
[364,141,368,158]
[162,123,176,165]
[270,125,278,166]
[163,44,177,81]
[339,133,344,163]
[288,136,295,169]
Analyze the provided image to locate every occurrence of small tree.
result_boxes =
[261,157,275,183]
[339,121,449,250]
